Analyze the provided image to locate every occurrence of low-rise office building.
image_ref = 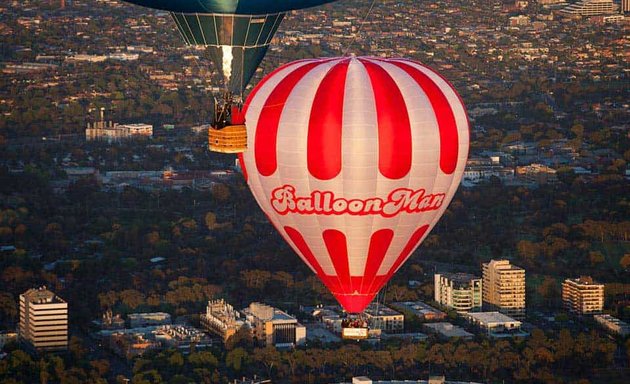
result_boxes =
[465,312,528,338]
[242,303,306,348]
[363,303,404,333]
[594,314,630,336]
[423,322,473,340]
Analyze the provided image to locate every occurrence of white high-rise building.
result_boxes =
[482,260,526,319]
[560,0,615,16]
[434,273,483,312]
[19,287,68,351]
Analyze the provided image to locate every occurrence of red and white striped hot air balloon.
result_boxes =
[238,56,469,313]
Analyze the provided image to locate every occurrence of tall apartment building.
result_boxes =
[482,260,526,319]
[622,0,629,13]
[19,287,68,351]
[560,0,615,16]
[562,276,604,315]
[434,273,483,312]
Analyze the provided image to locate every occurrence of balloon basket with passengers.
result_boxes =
[123,1,471,325]
[208,93,248,153]
[341,314,370,340]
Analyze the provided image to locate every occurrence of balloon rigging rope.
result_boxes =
[343,0,378,57]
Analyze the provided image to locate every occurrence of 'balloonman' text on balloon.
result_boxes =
[271,185,445,218]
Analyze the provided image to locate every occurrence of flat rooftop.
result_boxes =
[440,273,480,283]
[393,301,445,317]
[466,312,520,324]
[22,287,66,304]
[424,323,473,338]
[364,303,402,317]
[272,310,296,322]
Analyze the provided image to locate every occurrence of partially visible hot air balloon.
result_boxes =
[123,0,338,152]
[240,57,469,314]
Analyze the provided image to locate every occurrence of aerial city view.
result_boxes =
[0,0,628,383]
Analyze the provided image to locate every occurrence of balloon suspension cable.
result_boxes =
[375,280,389,318]
[343,0,378,57]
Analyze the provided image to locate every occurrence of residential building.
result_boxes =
[462,157,515,187]
[434,273,483,312]
[516,164,558,185]
[363,303,404,333]
[1,62,58,74]
[242,303,306,348]
[465,312,529,338]
[67,54,108,62]
[19,287,68,351]
[594,314,630,336]
[560,0,615,16]
[623,0,630,13]
[509,15,531,26]
[562,276,604,315]
[128,312,171,328]
[201,299,245,342]
[86,121,153,141]
[482,260,526,319]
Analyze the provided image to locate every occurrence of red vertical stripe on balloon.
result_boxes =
[323,229,352,294]
[284,226,326,277]
[361,229,394,293]
[388,60,459,175]
[307,59,350,180]
[243,59,314,115]
[386,225,429,278]
[254,62,320,176]
[284,226,339,293]
[360,59,412,180]
[237,153,248,182]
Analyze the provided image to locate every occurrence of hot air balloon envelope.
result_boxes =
[124,0,338,95]
[239,57,470,313]
[124,0,337,13]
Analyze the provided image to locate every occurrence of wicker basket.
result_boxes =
[208,125,247,153]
